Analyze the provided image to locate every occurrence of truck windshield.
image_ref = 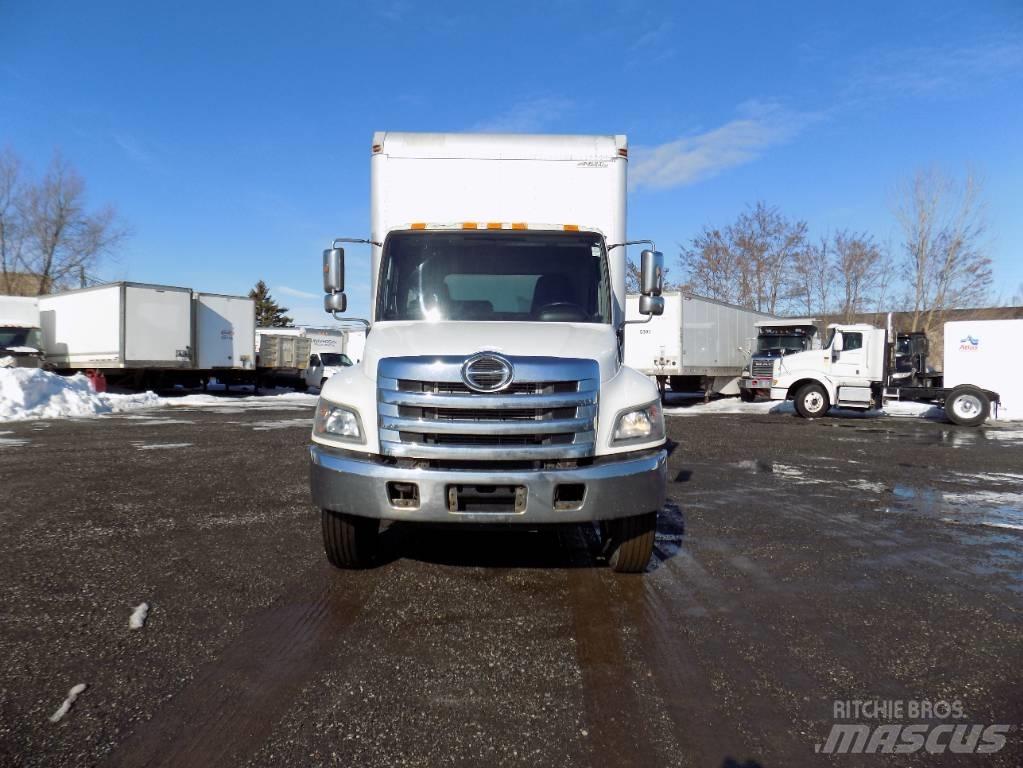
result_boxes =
[320,353,352,367]
[756,334,809,356]
[0,327,41,350]
[376,231,611,323]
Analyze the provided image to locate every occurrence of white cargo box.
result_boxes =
[624,291,771,377]
[194,293,256,369]
[943,319,1023,420]
[0,296,40,328]
[40,283,193,369]
[257,334,312,369]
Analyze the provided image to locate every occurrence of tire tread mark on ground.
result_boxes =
[105,566,374,768]
[562,527,664,768]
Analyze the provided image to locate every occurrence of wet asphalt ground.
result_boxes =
[1,397,1022,767]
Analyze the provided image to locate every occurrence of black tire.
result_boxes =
[794,382,830,419]
[321,509,380,569]
[740,389,757,403]
[605,511,657,573]
[944,385,990,427]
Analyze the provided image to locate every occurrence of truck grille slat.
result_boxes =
[751,359,774,377]
[377,356,599,462]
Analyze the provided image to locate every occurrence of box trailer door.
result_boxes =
[195,294,256,369]
[123,285,192,367]
[624,293,683,376]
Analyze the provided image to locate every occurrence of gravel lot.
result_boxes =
[1,398,1021,767]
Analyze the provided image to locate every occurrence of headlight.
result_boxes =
[611,400,665,445]
[313,399,364,443]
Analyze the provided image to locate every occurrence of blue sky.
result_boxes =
[2,1,1021,323]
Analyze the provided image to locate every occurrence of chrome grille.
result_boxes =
[378,356,598,461]
[751,358,774,378]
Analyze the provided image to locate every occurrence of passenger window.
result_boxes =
[843,333,863,351]
[309,355,320,366]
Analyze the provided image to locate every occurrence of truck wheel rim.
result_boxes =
[952,394,981,419]
[805,391,824,412]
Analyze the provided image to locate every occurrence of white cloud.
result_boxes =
[850,39,1023,97]
[630,101,820,191]
[471,97,575,133]
[275,285,319,300]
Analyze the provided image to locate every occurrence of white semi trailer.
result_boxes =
[40,282,255,387]
[624,291,773,396]
[0,296,43,368]
[310,132,669,573]
[766,317,1011,426]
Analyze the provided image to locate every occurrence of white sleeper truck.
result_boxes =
[767,318,1002,426]
[310,132,668,572]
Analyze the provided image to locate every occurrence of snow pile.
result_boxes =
[167,391,317,408]
[0,367,160,422]
[129,602,150,630]
[664,397,941,420]
[49,683,87,723]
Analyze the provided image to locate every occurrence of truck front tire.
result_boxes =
[794,383,829,419]
[604,511,657,573]
[740,389,756,403]
[322,509,380,569]
[944,385,990,427]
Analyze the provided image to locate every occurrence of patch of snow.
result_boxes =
[167,392,317,408]
[847,479,886,493]
[3,346,39,354]
[664,396,946,421]
[129,602,149,630]
[49,683,87,723]
[0,436,29,447]
[248,417,312,431]
[133,442,193,451]
[0,356,15,368]
[0,368,160,423]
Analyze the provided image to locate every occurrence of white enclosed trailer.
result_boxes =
[624,291,773,395]
[0,295,43,367]
[194,292,256,370]
[943,319,1022,419]
[40,283,193,370]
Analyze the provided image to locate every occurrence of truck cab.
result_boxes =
[303,351,353,390]
[740,319,819,401]
[309,132,668,573]
[0,296,44,369]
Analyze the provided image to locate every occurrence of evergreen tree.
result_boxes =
[249,280,293,327]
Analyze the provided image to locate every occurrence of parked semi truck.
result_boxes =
[625,291,772,396]
[310,132,668,573]
[0,296,44,368]
[766,317,1008,426]
[40,282,255,388]
[740,318,821,401]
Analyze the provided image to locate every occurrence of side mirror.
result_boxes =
[324,292,347,313]
[832,333,844,353]
[323,247,346,314]
[323,248,344,293]
[639,294,664,316]
[640,249,664,296]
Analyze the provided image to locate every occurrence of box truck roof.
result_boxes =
[372,132,627,161]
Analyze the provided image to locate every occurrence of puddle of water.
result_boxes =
[0,436,30,448]
[890,484,1023,532]
[132,442,194,451]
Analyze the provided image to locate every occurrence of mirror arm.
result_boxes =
[607,239,656,251]
[333,237,382,248]
[624,313,655,327]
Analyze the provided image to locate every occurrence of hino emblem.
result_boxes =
[461,353,514,393]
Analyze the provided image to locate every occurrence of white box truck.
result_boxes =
[765,316,1004,426]
[624,291,773,396]
[310,132,668,572]
[0,296,43,368]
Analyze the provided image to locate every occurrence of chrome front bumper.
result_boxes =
[310,444,667,524]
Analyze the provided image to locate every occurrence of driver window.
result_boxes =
[309,354,320,367]
[843,333,863,351]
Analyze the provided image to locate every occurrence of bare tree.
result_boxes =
[832,230,886,322]
[680,202,807,314]
[0,148,25,294]
[789,234,832,316]
[894,168,991,334]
